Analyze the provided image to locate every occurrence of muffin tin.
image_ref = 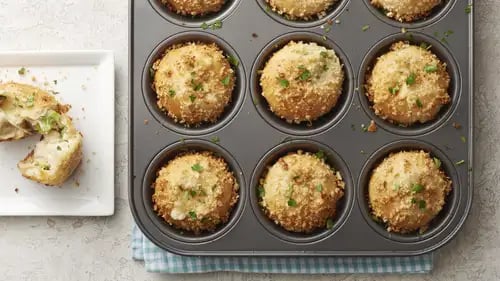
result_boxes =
[129,0,473,256]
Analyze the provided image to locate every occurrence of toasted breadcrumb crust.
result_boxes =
[260,41,344,124]
[161,0,226,16]
[368,150,451,234]
[266,0,337,20]
[153,42,235,126]
[371,0,441,22]
[365,42,450,126]
[152,152,239,234]
[260,151,345,233]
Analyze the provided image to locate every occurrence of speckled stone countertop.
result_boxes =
[0,1,498,280]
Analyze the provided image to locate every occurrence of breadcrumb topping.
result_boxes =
[266,0,337,20]
[371,0,441,22]
[260,151,345,233]
[368,150,452,234]
[161,0,226,16]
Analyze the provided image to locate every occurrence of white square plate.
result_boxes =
[0,51,115,216]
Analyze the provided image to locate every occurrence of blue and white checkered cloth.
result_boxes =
[132,225,433,274]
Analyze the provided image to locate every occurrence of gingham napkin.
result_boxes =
[132,225,433,274]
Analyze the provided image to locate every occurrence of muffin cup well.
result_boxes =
[250,32,354,136]
[142,31,246,136]
[141,139,246,244]
[255,0,348,28]
[358,32,461,136]
[357,140,460,243]
[249,139,354,244]
[149,0,241,28]
[362,0,456,29]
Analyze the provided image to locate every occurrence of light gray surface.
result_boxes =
[0,0,498,280]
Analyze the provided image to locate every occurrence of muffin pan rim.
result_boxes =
[141,31,247,136]
[250,31,355,136]
[362,0,457,29]
[148,0,242,28]
[140,139,247,244]
[356,139,461,244]
[248,139,355,244]
[357,32,462,137]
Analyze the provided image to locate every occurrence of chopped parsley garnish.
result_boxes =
[460,136,467,143]
[168,89,176,97]
[200,22,209,30]
[320,51,329,58]
[388,85,400,95]
[188,211,197,220]
[149,67,155,78]
[18,67,26,75]
[416,98,423,108]
[189,190,197,197]
[56,145,62,151]
[40,163,51,171]
[418,200,427,210]
[211,19,223,30]
[211,136,220,143]
[35,110,61,134]
[420,42,432,50]
[191,80,203,91]
[258,186,265,198]
[278,78,289,88]
[326,218,334,229]
[411,198,417,204]
[315,184,323,192]
[227,55,239,67]
[393,183,401,191]
[424,65,438,73]
[287,198,297,207]
[433,157,442,168]
[298,66,311,81]
[221,75,231,86]
[191,163,203,172]
[406,73,416,85]
[53,80,58,85]
[26,94,35,107]
[315,150,326,160]
[361,25,370,32]
[189,95,196,102]
[455,160,465,166]
[411,184,424,193]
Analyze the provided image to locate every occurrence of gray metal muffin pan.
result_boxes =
[129,0,474,256]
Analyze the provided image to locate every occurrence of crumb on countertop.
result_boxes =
[367,120,378,132]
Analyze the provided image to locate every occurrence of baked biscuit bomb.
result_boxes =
[371,0,441,22]
[366,42,450,126]
[161,0,226,16]
[152,43,235,126]
[260,41,344,124]
[368,150,452,234]
[152,152,239,234]
[266,0,338,20]
[259,151,345,233]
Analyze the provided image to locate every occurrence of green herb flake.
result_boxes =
[188,211,197,220]
[18,67,26,75]
[211,136,220,143]
[416,98,423,108]
[393,183,401,191]
[278,78,289,88]
[406,73,416,85]
[424,65,438,73]
[258,186,266,198]
[419,42,432,50]
[287,198,297,207]
[227,55,240,67]
[433,157,442,168]
[53,80,58,85]
[201,22,209,30]
[168,89,176,97]
[189,95,196,102]
[315,184,323,192]
[191,163,203,172]
[362,25,370,32]
[388,85,400,95]
[189,190,197,197]
[320,51,329,58]
[298,66,311,81]
[315,150,326,160]
[411,184,425,193]
[455,160,465,166]
[326,218,334,229]
[411,198,417,204]
[221,75,231,86]
[35,110,61,134]
[418,200,427,210]
[149,67,155,78]
[460,136,467,143]
[26,94,35,107]
[211,20,223,30]
[56,145,62,151]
